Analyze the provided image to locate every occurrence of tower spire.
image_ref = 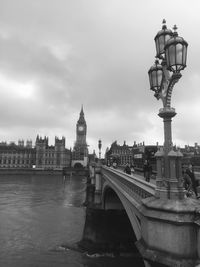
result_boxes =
[78,105,85,124]
[80,104,84,116]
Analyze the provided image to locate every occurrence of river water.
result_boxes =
[0,173,143,267]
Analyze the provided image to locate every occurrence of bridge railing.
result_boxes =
[101,166,156,205]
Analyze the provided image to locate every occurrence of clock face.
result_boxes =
[78,126,84,131]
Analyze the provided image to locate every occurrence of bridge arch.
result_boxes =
[103,185,124,210]
[102,182,141,241]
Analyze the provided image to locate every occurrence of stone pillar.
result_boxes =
[155,147,164,198]
[155,107,185,200]
[176,149,183,185]
[196,216,200,260]
[94,161,102,205]
[136,197,200,267]
[168,149,185,200]
[158,107,176,184]
[90,163,95,185]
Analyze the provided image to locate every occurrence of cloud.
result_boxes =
[0,0,199,154]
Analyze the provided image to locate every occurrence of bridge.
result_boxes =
[87,162,200,267]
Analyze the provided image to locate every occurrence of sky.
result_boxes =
[0,0,200,155]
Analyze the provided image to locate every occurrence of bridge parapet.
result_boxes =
[101,166,155,205]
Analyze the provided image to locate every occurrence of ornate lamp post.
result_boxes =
[98,139,102,160]
[148,19,188,199]
[94,139,102,204]
[137,23,200,265]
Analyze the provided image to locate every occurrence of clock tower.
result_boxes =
[76,106,87,145]
[72,106,88,168]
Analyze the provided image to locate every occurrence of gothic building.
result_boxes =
[105,141,133,166]
[0,140,35,168]
[72,106,88,167]
[35,136,71,170]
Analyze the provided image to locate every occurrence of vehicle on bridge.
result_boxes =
[132,145,158,173]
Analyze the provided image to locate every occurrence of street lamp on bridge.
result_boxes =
[98,139,102,160]
[148,19,188,199]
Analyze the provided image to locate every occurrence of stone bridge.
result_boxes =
[88,162,200,267]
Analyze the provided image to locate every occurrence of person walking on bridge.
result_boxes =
[143,160,152,182]
[124,163,131,175]
[186,164,198,199]
[183,168,192,197]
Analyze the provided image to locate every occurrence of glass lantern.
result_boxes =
[148,60,163,92]
[165,26,188,73]
[154,19,173,59]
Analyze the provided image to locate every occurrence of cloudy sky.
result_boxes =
[0,0,200,155]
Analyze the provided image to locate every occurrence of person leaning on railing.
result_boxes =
[183,168,192,197]
[143,160,152,182]
[124,163,131,175]
[185,164,199,199]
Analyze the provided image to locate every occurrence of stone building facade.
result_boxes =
[0,136,71,170]
[35,136,71,170]
[0,140,35,168]
[105,141,133,166]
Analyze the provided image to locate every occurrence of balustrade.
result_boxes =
[101,166,155,204]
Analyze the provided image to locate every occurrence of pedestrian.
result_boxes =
[130,164,135,174]
[183,168,193,197]
[124,163,131,175]
[185,164,198,198]
[112,162,117,169]
[143,160,151,182]
[62,168,67,185]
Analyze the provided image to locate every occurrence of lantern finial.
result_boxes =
[162,19,166,29]
[173,25,178,36]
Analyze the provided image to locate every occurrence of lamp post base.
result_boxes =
[136,196,200,267]
[155,185,185,200]
[156,106,185,200]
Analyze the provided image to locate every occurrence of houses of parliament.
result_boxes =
[0,107,89,170]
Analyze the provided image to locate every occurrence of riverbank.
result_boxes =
[0,168,62,175]
[0,167,89,176]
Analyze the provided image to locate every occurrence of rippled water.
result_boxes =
[0,173,143,267]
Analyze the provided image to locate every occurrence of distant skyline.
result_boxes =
[0,0,200,155]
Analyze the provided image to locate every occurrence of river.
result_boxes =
[0,173,143,267]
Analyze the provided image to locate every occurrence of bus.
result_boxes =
[133,145,158,173]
